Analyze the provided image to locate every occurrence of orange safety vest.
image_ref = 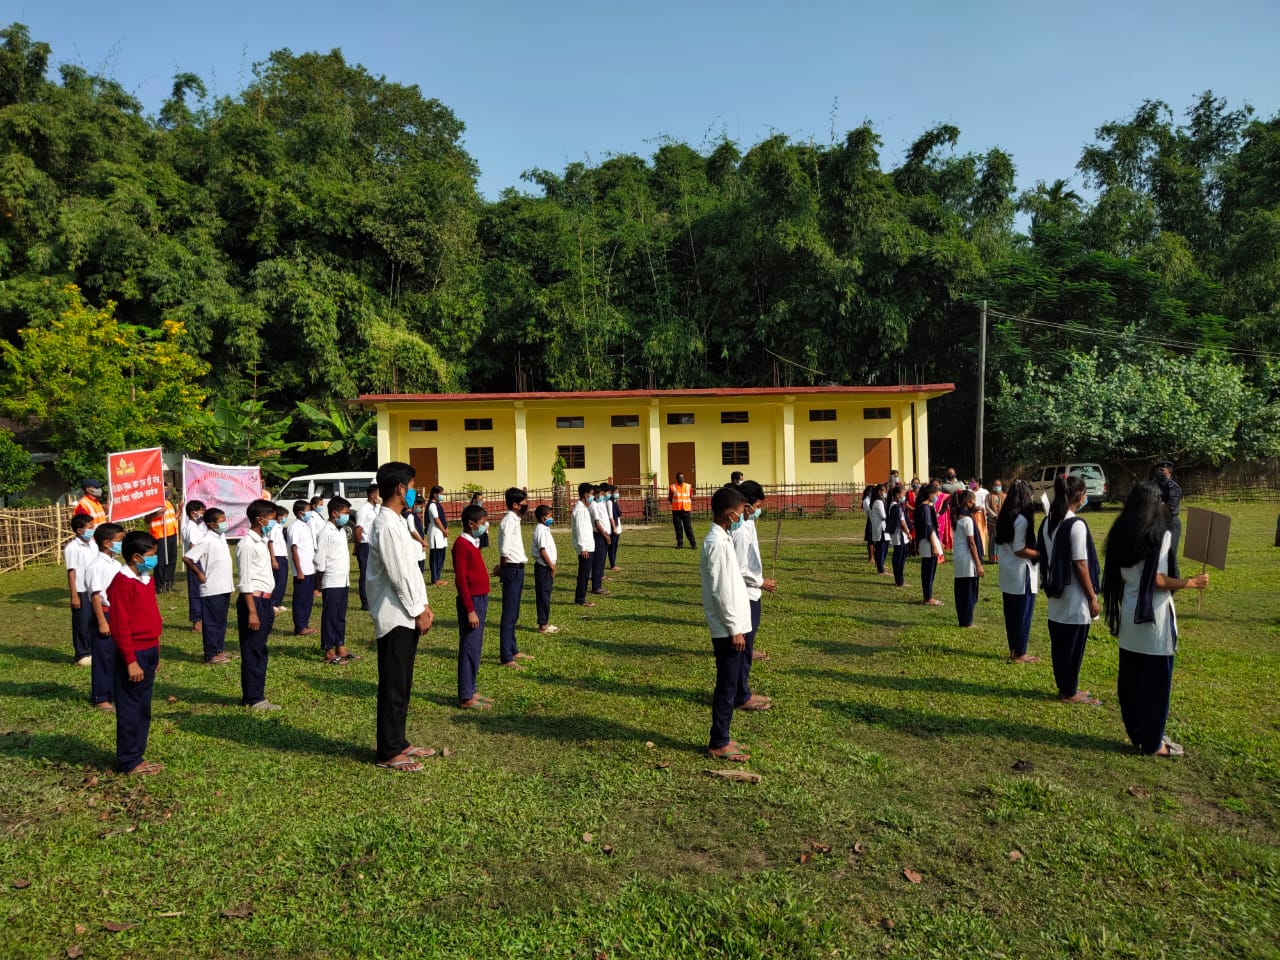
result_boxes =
[74,495,107,527]
[149,500,179,538]
[669,483,693,511]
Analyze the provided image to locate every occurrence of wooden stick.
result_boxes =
[1197,560,1207,613]
[771,511,783,581]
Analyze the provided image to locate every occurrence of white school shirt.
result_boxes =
[236,530,275,594]
[313,522,352,589]
[700,524,752,638]
[1117,531,1177,657]
[287,517,316,576]
[952,515,978,579]
[532,522,558,567]
[180,516,206,551]
[367,505,429,636]
[572,500,594,554]
[997,513,1039,596]
[355,500,379,542]
[889,501,910,547]
[973,487,990,512]
[82,552,121,609]
[427,501,448,550]
[187,530,233,597]
[269,520,288,557]
[611,498,623,534]
[64,537,96,592]
[730,514,765,602]
[406,513,426,560]
[590,498,610,535]
[1043,510,1092,625]
[869,499,888,542]
[499,510,528,563]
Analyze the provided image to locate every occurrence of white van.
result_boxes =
[272,472,376,517]
[1026,462,1109,509]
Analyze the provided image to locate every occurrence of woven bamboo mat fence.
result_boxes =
[0,505,76,574]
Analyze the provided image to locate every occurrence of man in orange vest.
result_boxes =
[73,479,108,527]
[147,495,181,593]
[668,472,696,549]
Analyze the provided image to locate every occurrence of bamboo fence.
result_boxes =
[0,505,76,574]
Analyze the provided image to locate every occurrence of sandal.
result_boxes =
[1059,691,1102,706]
[376,756,423,772]
[736,696,772,711]
[403,745,437,759]
[707,741,750,763]
[459,697,492,710]
[127,760,164,776]
[324,656,347,666]
[1157,737,1185,758]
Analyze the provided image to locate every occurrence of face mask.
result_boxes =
[518,503,529,515]
[192,514,204,524]
[729,513,743,532]
[994,486,1002,493]
[139,555,158,573]
[109,541,123,555]
[215,522,228,534]
[1080,495,1089,509]
[543,517,554,526]
[79,528,95,541]
[264,520,277,536]
[753,506,764,521]
[403,487,417,509]
[336,513,350,526]
[476,522,489,537]
[611,493,619,501]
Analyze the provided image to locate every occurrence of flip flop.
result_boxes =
[403,745,437,759]
[707,744,750,762]
[459,698,492,710]
[323,656,347,666]
[736,698,773,711]
[376,757,423,772]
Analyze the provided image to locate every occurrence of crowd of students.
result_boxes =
[60,457,1203,776]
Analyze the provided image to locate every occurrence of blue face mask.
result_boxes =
[336,513,349,526]
[543,517,554,526]
[404,487,417,509]
[109,540,123,555]
[263,520,277,536]
[729,514,744,533]
[477,522,489,537]
[79,528,95,541]
[611,493,619,501]
[139,555,158,573]
[1080,495,1089,509]
[215,522,228,534]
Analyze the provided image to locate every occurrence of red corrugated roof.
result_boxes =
[357,384,955,403]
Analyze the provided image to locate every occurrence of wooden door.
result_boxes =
[409,447,439,490]
[612,444,641,486]
[862,438,891,486]
[667,442,696,487]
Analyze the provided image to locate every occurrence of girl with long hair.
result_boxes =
[1037,475,1101,705]
[1102,481,1208,757]
[913,481,944,606]
[887,484,911,588]
[861,485,876,566]
[869,484,890,575]
[949,489,984,626]
[985,479,1005,562]
[994,480,1039,662]
[427,486,448,586]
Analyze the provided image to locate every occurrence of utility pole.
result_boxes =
[975,300,987,481]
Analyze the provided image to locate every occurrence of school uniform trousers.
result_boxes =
[534,563,554,626]
[91,620,114,705]
[710,635,745,749]
[272,554,290,608]
[919,554,938,602]
[186,562,204,624]
[953,577,979,627]
[1001,570,1036,659]
[735,598,762,706]
[498,563,524,664]
[891,541,908,587]
[1118,647,1175,755]
[375,624,420,762]
[237,594,275,706]
[201,593,231,660]
[456,595,488,703]
[874,536,889,574]
[575,553,592,605]
[355,543,371,609]
[429,547,447,585]
[71,592,94,660]
[591,533,608,592]
[114,645,158,771]
[321,587,349,653]
[292,572,316,633]
[1048,620,1090,698]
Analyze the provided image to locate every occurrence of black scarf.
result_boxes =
[1037,516,1100,599]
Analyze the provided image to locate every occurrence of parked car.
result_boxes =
[1026,462,1109,509]
[271,472,376,518]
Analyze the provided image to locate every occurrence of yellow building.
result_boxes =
[358,385,954,490]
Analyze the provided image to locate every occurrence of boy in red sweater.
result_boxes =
[107,531,164,775]
[452,503,492,709]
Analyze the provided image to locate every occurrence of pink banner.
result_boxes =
[108,447,166,522]
[182,458,264,538]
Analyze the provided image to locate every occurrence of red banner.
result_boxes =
[108,446,166,522]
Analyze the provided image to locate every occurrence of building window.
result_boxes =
[408,419,438,432]
[464,418,493,431]
[810,439,838,463]
[666,412,695,425]
[465,447,495,471]
[721,441,750,465]
[556,416,585,429]
[610,414,640,428]
[809,409,837,422]
[557,445,586,469]
[720,410,749,424]
[863,407,891,420]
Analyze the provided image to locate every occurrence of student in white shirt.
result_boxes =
[532,504,560,634]
[426,486,449,586]
[366,462,436,771]
[180,499,207,632]
[730,481,776,710]
[571,482,596,607]
[236,500,282,710]
[589,484,612,595]
[1037,475,1101,706]
[949,490,984,627]
[995,480,1040,663]
[84,523,125,709]
[314,496,356,665]
[185,508,234,664]
[887,484,911,588]
[607,488,623,572]
[497,487,532,668]
[353,485,380,611]
[64,513,97,665]
[269,505,290,614]
[913,481,944,606]
[702,485,754,763]
[869,485,890,575]
[288,500,318,636]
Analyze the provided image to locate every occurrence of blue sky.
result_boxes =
[12,1,1280,200]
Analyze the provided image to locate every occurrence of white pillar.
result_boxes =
[514,403,528,488]
[647,400,662,485]
[376,407,391,465]
[781,398,796,484]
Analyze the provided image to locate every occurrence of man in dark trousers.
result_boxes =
[1154,460,1182,578]
[669,472,696,549]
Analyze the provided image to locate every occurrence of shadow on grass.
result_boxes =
[575,637,696,658]
[533,671,706,706]
[787,667,1051,701]
[154,682,243,707]
[5,587,71,606]
[0,678,84,702]
[791,637,889,657]
[815,699,1130,753]
[170,710,366,761]
[0,730,115,767]
[580,612,701,627]
[0,643,77,666]
[297,673,378,699]
[450,709,697,752]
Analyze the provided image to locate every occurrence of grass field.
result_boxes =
[1,501,1278,959]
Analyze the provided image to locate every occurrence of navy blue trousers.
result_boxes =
[114,644,158,771]
[1002,577,1036,658]
[954,576,979,627]
[892,543,907,586]
[874,537,889,574]
[186,563,203,623]
[91,625,114,704]
[920,556,938,602]
[710,635,744,749]
[71,592,93,659]
[355,543,370,609]
[575,553,592,604]
[534,563,554,626]
[292,572,316,632]
[1048,620,1090,698]
[321,586,349,652]
[591,533,608,591]
[1118,648,1175,754]
[201,593,230,660]
[736,598,762,706]
[237,594,275,705]
[272,555,289,608]
[429,547,447,584]
[498,563,524,664]
[608,531,620,568]
[456,594,488,702]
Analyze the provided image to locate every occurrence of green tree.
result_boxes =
[0,426,36,498]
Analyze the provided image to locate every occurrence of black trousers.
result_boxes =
[1167,517,1182,579]
[591,533,608,591]
[1048,620,1090,698]
[429,547,447,584]
[673,510,695,547]
[376,624,420,761]
[237,594,275,705]
[321,586,349,652]
[1118,648,1175,754]
[186,563,203,623]
[736,598,762,706]
[954,576,979,627]
[874,537,889,574]
[201,593,230,660]
[710,635,743,749]
[892,543,907,586]
[91,628,114,704]
[292,572,316,632]
[272,555,289,607]
[355,542,370,609]
[114,644,158,771]
[920,556,938,602]
[157,534,178,591]
[575,553,592,604]
[456,594,487,703]
[534,563,554,626]
[608,531,620,568]
[71,591,93,659]
[1002,585,1036,658]
[498,563,524,663]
